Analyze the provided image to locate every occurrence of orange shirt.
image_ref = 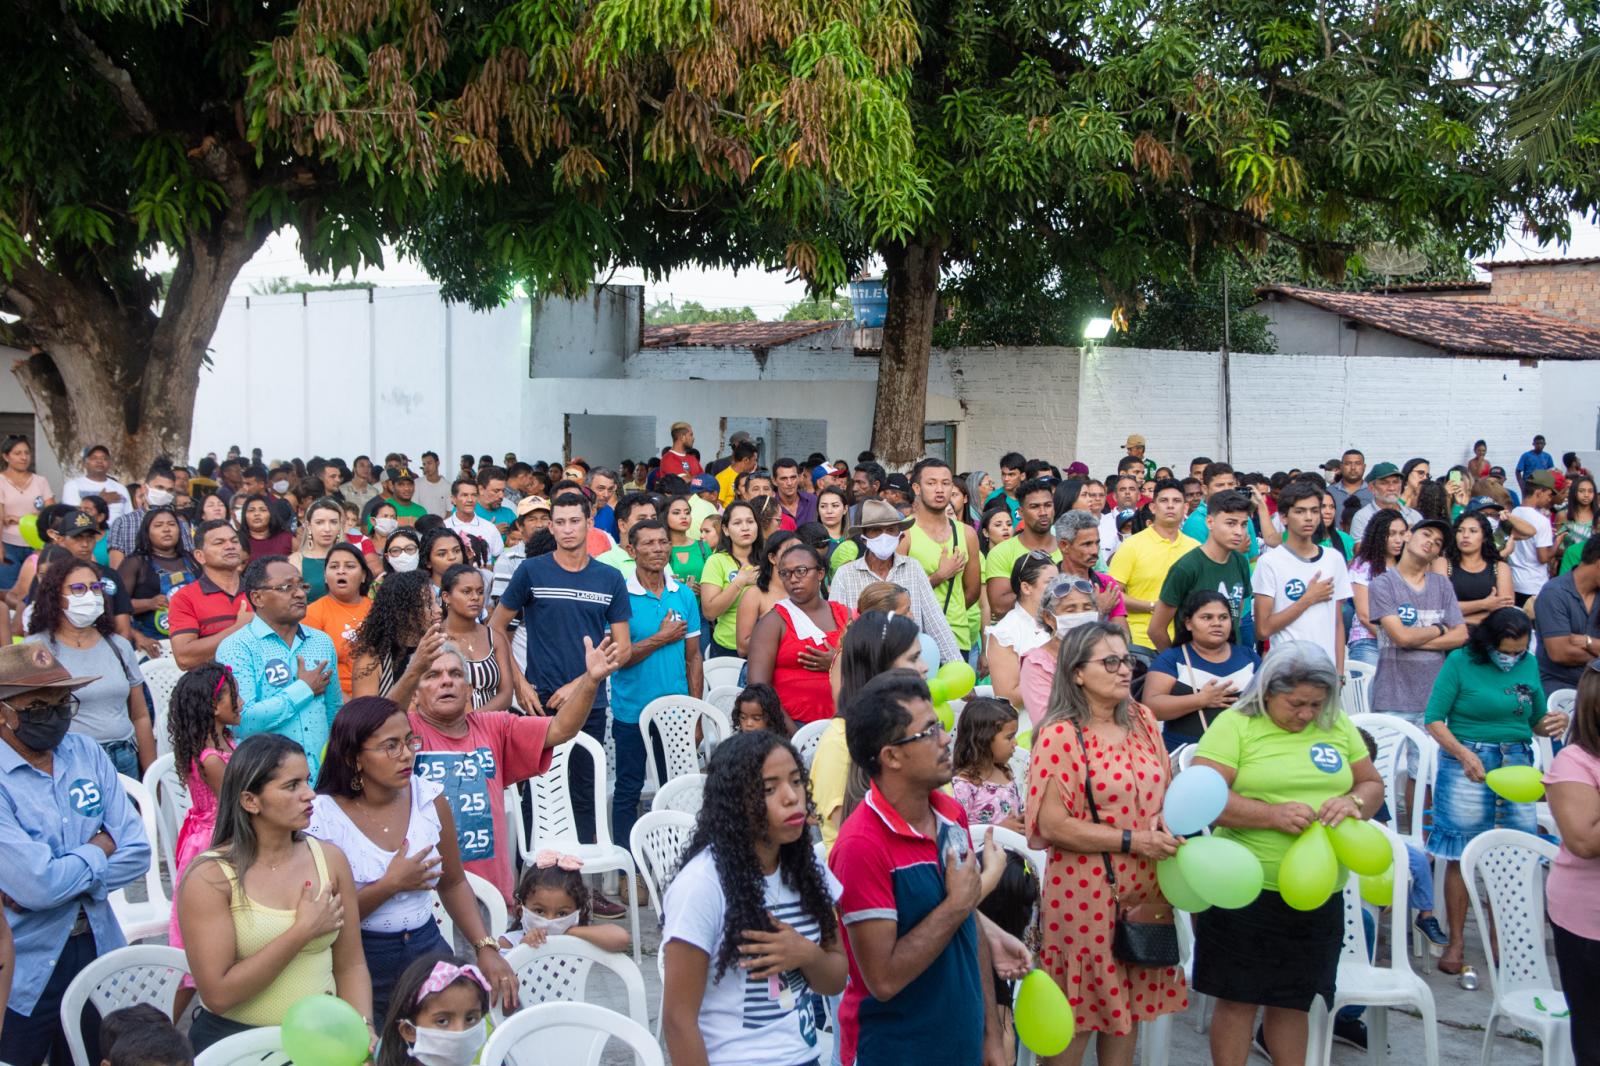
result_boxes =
[302,595,371,698]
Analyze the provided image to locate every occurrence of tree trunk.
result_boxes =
[871,237,945,466]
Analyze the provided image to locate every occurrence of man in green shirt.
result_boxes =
[1150,489,1256,651]
[384,465,428,525]
[982,478,1059,616]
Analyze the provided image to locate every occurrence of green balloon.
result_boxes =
[1486,765,1545,804]
[1329,818,1393,877]
[1157,855,1211,912]
[928,660,977,704]
[1014,969,1075,1056]
[1359,864,1395,908]
[281,994,369,1066]
[1279,823,1340,911]
[1175,836,1263,909]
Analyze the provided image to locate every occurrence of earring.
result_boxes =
[352,772,362,793]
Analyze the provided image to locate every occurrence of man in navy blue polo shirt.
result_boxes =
[830,670,1005,1066]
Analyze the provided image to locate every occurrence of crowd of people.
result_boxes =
[0,426,1597,1066]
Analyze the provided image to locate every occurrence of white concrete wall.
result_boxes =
[941,347,1079,475]
[1539,360,1600,466]
[1073,347,1226,475]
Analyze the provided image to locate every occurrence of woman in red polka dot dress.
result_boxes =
[1025,621,1187,1066]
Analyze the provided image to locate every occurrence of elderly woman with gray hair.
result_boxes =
[407,636,619,905]
[1025,621,1186,1066]
[1191,641,1384,1066]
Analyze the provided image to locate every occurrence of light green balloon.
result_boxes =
[281,994,369,1066]
[1329,818,1393,876]
[1014,969,1075,1056]
[1157,855,1211,913]
[1359,865,1395,907]
[1176,836,1264,909]
[1486,765,1545,804]
[1279,822,1340,911]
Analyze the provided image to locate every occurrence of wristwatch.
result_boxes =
[473,936,498,952]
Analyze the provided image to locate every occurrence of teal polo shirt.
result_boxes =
[609,571,702,723]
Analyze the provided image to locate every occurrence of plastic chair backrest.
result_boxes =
[628,810,695,917]
[143,752,189,885]
[139,657,185,757]
[493,938,649,1026]
[528,731,615,849]
[114,774,169,909]
[481,1000,663,1066]
[790,718,831,771]
[638,696,732,782]
[649,773,706,816]
[705,684,742,719]
[702,657,746,691]
[433,870,510,944]
[969,822,1049,880]
[1347,713,1436,842]
[1337,826,1414,975]
[1461,828,1557,998]
[192,1026,291,1066]
[1343,661,1376,716]
[61,945,189,1066]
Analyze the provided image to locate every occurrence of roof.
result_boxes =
[1476,257,1600,270]
[1362,280,1490,294]
[1256,285,1600,359]
[641,320,844,350]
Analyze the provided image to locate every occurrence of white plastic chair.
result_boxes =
[701,657,745,692]
[1348,713,1437,851]
[139,656,185,756]
[637,695,732,789]
[192,1026,290,1066]
[523,731,642,962]
[1342,660,1376,716]
[142,752,190,889]
[480,1000,662,1066]
[1461,829,1572,1066]
[60,945,189,1066]
[493,937,649,1026]
[629,809,695,1036]
[650,773,706,815]
[705,684,743,719]
[790,718,832,771]
[110,774,171,943]
[1306,827,1440,1066]
[504,779,526,875]
[1166,742,1193,778]
[432,870,511,944]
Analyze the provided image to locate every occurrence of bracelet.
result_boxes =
[1120,829,1133,854]
[1349,793,1365,811]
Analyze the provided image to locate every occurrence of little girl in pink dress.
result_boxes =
[166,664,240,948]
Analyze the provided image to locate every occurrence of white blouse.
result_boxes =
[309,777,444,933]
[987,605,1050,656]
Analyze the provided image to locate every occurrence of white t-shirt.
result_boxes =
[413,475,453,517]
[1252,543,1353,663]
[61,475,132,522]
[444,512,505,562]
[1508,506,1554,595]
[1098,511,1122,568]
[662,849,836,1066]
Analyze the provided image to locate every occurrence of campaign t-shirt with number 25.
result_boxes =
[408,710,554,904]
[1194,706,1367,891]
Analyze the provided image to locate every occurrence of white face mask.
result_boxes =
[145,487,174,508]
[864,532,900,560]
[388,551,420,573]
[523,910,582,935]
[408,1019,488,1066]
[65,592,105,628]
[373,516,399,536]
[1054,610,1097,632]
[271,479,291,494]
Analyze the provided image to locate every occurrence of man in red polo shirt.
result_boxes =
[658,422,703,480]
[169,518,252,669]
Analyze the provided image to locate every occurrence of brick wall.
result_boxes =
[1480,261,1600,326]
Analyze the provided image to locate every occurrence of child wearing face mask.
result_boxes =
[498,853,631,954]
[952,697,1026,832]
[376,956,492,1066]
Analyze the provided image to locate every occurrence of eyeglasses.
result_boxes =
[5,694,80,721]
[260,579,312,595]
[1093,654,1137,674]
[64,581,107,596]
[888,720,945,747]
[777,566,819,581]
[365,734,423,759]
[386,545,419,556]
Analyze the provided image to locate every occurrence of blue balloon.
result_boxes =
[918,632,942,675]
[1163,765,1229,837]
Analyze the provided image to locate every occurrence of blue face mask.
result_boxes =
[1491,650,1525,672]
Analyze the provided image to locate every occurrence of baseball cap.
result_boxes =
[690,474,720,494]
[1527,470,1558,490]
[1066,461,1090,477]
[1411,518,1453,541]
[1123,434,1146,449]
[1365,462,1400,483]
[1321,458,1342,472]
[812,464,833,482]
[516,495,551,517]
[885,473,912,494]
[384,465,416,483]
[1466,496,1504,514]
[53,511,101,538]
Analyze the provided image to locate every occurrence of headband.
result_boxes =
[533,850,583,871]
[415,962,491,1006]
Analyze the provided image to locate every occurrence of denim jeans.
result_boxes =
[0,928,99,1066]
[363,919,450,1027]
[611,718,668,849]
[0,542,31,592]
[101,738,139,779]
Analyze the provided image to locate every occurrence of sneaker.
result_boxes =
[1331,1016,1369,1051]
[590,892,627,920]
[1415,915,1449,947]
[1251,1025,1270,1060]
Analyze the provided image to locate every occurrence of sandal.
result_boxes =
[1438,955,1465,975]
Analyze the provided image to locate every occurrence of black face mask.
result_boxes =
[11,703,73,752]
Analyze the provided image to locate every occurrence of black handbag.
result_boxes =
[1073,722,1180,968]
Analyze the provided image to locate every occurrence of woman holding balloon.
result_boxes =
[1190,642,1384,1066]
[1424,606,1567,975]
[1025,620,1186,1066]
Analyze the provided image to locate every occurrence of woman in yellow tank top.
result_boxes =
[178,733,372,1053]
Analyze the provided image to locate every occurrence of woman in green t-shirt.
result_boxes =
[1192,642,1383,1066]
[663,494,713,587]
[697,500,762,658]
[1423,607,1570,974]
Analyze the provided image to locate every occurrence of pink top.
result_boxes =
[1546,746,1600,938]
[0,473,51,546]
[1019,644,1058,726]
[952,775,1022,827]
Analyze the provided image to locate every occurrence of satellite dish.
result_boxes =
[1360,243,1430,282]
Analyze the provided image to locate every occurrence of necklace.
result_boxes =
[262,842,297,871]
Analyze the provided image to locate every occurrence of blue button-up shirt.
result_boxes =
[218,615,343,780]
[0,733,150,1015]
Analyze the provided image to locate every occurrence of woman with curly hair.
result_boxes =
[662,730,846,1066]
[350,570,446,706]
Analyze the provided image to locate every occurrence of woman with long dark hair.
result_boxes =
[1400,458,1431,510]
[1560,476,1599,572]
[439,563,514,711]
[1435,511,1513,627]
[303,541,373,700]
[118,505,198,639]
[237,493,293,559]
[290,497,346,603]
[661,730,846,1066]
[1347,509,1409,668]
[308,697,515,1025]
[177,733,371,1052]
[419,526,470,591]
[1143,590,1260,752]
[699,500,764,658]
[380,527,423,577]
[0,434,53,588]
[350,570,446,706]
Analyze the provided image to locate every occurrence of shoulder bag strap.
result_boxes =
[1179,644,1210,732]
[940,519,961,612]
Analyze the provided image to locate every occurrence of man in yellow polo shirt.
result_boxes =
[1108,479,1199,654]
[714,440,758,505]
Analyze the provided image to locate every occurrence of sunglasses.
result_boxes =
[5,694,80,720]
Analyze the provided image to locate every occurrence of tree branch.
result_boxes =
[56,1,158,134]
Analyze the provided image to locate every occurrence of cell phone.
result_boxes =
[1449,471,1462,485]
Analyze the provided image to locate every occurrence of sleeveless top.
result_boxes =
[771,600,850,724]
[308,778,444,933]
[906,521,974,650]
[1446,559,1498,609]
[466,628,501,708]
[299,555,327,603]
[209,837,338,1025]
[377,645,417,697]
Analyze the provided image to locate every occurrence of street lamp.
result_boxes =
[1083,317,1113,341]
